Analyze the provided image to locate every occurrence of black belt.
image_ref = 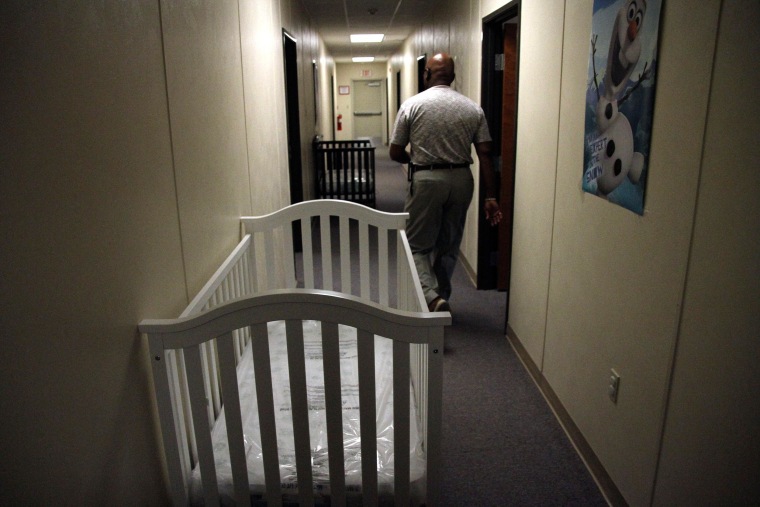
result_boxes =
[410,162,470,170]
[408,162,470,187]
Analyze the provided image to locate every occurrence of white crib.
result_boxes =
[139,200,449,506]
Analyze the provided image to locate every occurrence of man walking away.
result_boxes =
[390,52,502,313]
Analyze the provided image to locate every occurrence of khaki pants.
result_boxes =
[404,167,474,305]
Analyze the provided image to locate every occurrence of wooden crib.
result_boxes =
[314,139,376,207]
[139,200,449,506]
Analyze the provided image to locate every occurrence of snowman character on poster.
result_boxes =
[583,0,661,215]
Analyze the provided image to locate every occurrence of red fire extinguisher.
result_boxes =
[337,114,343,131]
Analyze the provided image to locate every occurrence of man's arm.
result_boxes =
[475,141,502,226]
[389,143,411,164]
[475,141,498,198]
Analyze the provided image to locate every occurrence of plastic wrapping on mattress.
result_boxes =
[189,320,426,505]
[323,172,374,193]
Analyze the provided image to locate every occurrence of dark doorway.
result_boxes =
[478,2,520,308]
[396,70,401,111]
[283,29,303,206]
[417,54,427,93]
[283,29,302,250]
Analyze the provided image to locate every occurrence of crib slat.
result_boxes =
[167,350,194,479]
[395,231,406,311]
[173,351,199,467]
[359,223,370,300]
[201,340,221,420]
[264,229,275,290]
[242,244,252,295]
[378,227,389,306]
[148,343,189,506]
[357,330,378,505]
[251,323,283,507]
[340,216,350,294]
[248,242,261,293]
[426,330,445,507]
[283,222,296,289]
[302,218,315,289]
[320,214,333,291]
[393,340,411,505]
[412,344,427,449]
[321,322,346,506]
[217,332,251,507]
[232,263,241,299]
[222,276,230,302]
[184,345,220,506]
[285,320,315,507]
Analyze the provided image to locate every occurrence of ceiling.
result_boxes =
[299,0,433,62]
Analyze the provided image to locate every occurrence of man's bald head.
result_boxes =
[425,53,455,87]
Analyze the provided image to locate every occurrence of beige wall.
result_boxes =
[161,1,253,298]
[652,0,760,504]
[316,45,336,142]
[241,0,290,216]
[0,0,328,503]
[489,0,758,505]
[545,0,719,503]
[507,0,564,367]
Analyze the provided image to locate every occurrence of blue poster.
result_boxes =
[583,0,662,215]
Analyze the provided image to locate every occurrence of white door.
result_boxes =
[352,79,385,141]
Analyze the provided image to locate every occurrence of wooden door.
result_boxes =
[498,23,518,290]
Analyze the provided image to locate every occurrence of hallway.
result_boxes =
[3,1,756,504]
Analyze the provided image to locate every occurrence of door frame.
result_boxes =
[477,0,520,316]
[416,54,427,93]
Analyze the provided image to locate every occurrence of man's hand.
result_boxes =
[484,199,502,226]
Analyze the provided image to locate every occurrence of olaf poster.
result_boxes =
[583,0,662,215]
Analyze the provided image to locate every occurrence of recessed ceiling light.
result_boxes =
[350,34,384,43]
[352,57,375,63]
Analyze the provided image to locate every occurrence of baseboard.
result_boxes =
[458,252,477,286]
[506,325,628,507]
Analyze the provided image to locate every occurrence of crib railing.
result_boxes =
[241,199,413,304]
[142,292,446,506]
[314,139,376,207]
[143,199,444,506]
[241,200,435,471]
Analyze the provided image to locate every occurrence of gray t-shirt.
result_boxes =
[390,85,492,165]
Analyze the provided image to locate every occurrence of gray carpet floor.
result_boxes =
[373,143,608,506]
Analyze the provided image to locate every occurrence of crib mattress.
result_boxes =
[189,320,426,505]
[321,172,374,194]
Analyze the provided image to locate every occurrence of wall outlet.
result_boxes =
[608,369,621,403]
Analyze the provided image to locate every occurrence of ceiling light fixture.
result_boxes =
[352,57,375,63]
[350,34,384,43]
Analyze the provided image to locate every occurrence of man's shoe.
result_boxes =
[428,297,450,312]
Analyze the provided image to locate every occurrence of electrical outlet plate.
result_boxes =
[608,369,620,403]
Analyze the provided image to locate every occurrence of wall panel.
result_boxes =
[240,0,290,215]
[544,1,720,504]
[0,1,184,503]
[507,0,564,368]
[160,0,252,298]
[653,1,760,503]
